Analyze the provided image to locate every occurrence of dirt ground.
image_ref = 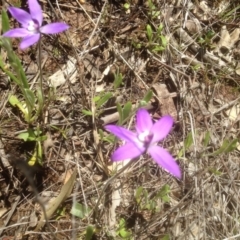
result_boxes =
[0,0,240,239]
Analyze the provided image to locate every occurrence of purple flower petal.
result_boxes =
[135,108,153,134]
[151,115,173,143]
[20,33,40,49]
[105,125,138,143]
[3,28,31,38]
[40,23,69,34]
[8,7,32,28]
[148,145,181,178]
[28,0,43,26]
[111,142,144,161]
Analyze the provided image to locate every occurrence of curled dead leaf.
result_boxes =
[48,57,77,87]
[225,104,240,122]
[35,169,77,231]
[185,19,202,35]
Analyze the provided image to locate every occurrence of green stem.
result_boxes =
[38,35,44,103]
[35,35,45,122]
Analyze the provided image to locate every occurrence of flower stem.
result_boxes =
[37,35,44,117]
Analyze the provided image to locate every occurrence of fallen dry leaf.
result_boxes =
[29,211,38,228]
[152,83,177,121]
[215,26,240,53]
[225,104,240,121]
[48,56,77,87]
[0,207,8,218]
[35,169,77,231]
[235,62,240,75]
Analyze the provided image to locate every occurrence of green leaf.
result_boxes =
[0,55,19,85]
[156,184,171,203]
[148,0,154,10]
[113,70,123,89]
[142,90,153,104]
[56,207,66,219]
[85,225,95,240]
[135,186,143,204]
[160,35,167,47]
[157,24,163,35]
[70,202,91,219]
[98,129,104,140]
[132,41,142,49]
[103,134,115,143]
[152,46,165,52]
[143,187,148,201]
[23,89,35,122]
[36,141,43,165]
[135,186,150,210]
[9,95,28,116]
[152,10,160,19]
[119,218,126,226]
[28,147,38,166]
[198,37,205,45]
[206,30,214,39]
[36,134,47,142]
[146,201,156,210]
[24,89,35,107]
[119,228,131,238]
[17,129,45,142]
[93,96,100,102]
[82,109,93,116]
[17,129,35,141]
[99,129,116,143]
[50,125,64,136]
[203,131,211,147]
[18,132,31,142]
[7,50,29,89]
[95,92,112,108]
[184,132,193,150]
[26,128,36,141]
[222,139,238,153]
[122,102,132,122]
[161,234,170,240]
[191,64,201,71]
[123,3,130,10]
[2,10,10,33]
[17,64,29,89]
[178,132,193,158]
[146,24,153,42]
[209,168,222,176]
[118,218,132,238]
[221,5,240,19]
[209,139,238,156]
[36,88,44,116]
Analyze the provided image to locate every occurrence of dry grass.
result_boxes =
[0,0,240,239]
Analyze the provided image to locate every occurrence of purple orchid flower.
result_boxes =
[105,108,181,178]
[3,0,69,49]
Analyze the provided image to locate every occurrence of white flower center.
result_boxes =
[138,130,153,145]
[27,20,39,32]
